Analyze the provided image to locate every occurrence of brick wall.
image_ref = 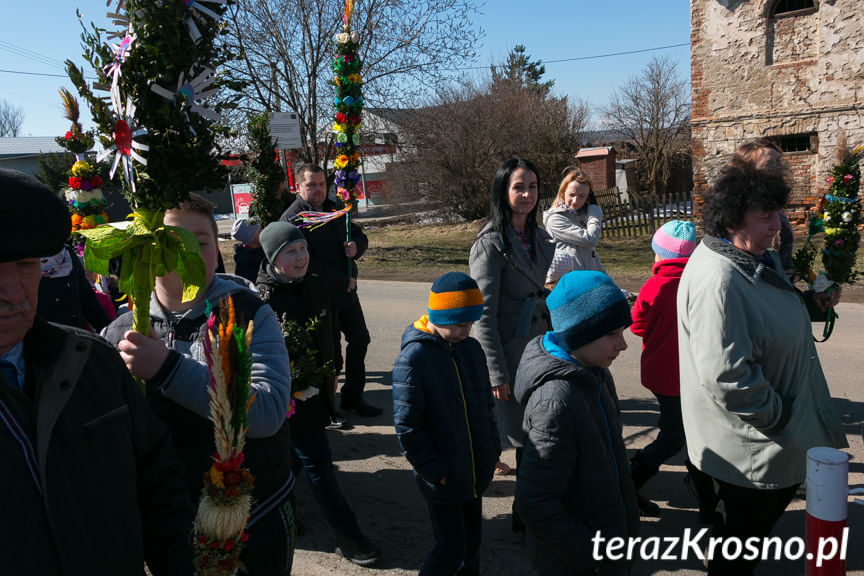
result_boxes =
[690,0,864,227]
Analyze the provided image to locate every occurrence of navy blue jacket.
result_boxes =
[392,319,501,504]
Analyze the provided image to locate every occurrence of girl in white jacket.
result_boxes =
[543,168,605,287]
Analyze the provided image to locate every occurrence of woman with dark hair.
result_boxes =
[469,158,554,490]
[678,162,847,575]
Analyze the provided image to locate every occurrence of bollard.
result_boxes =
[805,447,849,576]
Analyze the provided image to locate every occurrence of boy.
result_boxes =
[102,194,297,575]
[628,220,703,518]
[256,221,381,566]
[514,271,639,576]
[392,272,500,576]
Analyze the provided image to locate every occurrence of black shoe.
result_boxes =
[326,414,348,429]
[636,492,661,517]
[341,398,383,417]
[336,534,382,566]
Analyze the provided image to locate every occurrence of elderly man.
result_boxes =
[280,163,381,416]
[0,168,194,575]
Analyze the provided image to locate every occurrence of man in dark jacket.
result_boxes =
[0,168,194,575]
[279,163,380,416]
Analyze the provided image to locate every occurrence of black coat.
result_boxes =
[514,335,639,576]
[279,197,368,296]
[37,245,110,332]
[0,317,193,575]
[257,267,335,432]
[392,321,501,504]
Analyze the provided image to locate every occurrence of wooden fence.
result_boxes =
[538,186,693,238]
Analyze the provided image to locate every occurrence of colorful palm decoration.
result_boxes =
[66,0,238,335]
[293,0,363,235]
[195,296,256,576]
[793,131,862,338]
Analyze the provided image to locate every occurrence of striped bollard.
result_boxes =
[805,447,849,575]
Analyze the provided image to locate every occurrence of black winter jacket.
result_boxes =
[37,245,110,331]
[514,334,639,576]
[0,318,193,575]
[392,319,501,504]
[279,197,368,296]
[257,267,335,432]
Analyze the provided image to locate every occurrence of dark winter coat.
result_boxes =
[392,319,501,505]
[37,245,110,332]
[102,275,295,527]
[0,317,193,575]
[279,197,368,297]
[257,266,335,432]
[515,334,639,576]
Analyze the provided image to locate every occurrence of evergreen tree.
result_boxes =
[491,45,554,96]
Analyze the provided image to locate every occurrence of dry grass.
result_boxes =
[220,220,863,301]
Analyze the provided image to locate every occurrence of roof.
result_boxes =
[0,137,70,158]
[364,108,416,126]
[575,146,615,159]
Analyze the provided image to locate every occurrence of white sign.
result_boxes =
[270,111,302,150]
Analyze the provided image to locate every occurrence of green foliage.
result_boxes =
[491,45,554,97]
[37,152,80,192]
[279,316,334,394]
[246,111,285,227]
[67,1,242,211]
[821,143,863,284]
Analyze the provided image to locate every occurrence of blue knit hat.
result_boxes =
[547,271,632,351]
[427,272,483,325]
[652,220,697,260]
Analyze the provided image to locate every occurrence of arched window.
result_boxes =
[773,0,816,16]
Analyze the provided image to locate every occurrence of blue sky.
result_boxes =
[1,1,690,138]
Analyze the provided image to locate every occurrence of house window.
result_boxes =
[773,0,816,16]
[770,133,817,154]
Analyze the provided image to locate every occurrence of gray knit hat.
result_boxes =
[259,221,306,265]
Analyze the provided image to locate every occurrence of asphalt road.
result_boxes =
[290,279,864,576]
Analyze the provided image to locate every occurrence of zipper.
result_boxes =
[165,319,176,349]
[451,348,477,499]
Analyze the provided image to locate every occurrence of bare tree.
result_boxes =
[390,79,590,220]
[222,0,482,165]
[603,55,690,195]
[0,99,25,137]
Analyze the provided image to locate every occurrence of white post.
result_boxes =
[805,447,849,575]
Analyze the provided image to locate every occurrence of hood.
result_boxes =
[400,316,445,349]
[542,203,568,226]
[149,273,259,321]
[651,257,689,277]
[514,333,599,405]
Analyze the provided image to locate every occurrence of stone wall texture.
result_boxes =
[691,0,864,223]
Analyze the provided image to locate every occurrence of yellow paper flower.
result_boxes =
[334,155,349,169]
[209,465,225,489]
[333,76,341,87]
[347,74,363,84]
[332,122,345,133]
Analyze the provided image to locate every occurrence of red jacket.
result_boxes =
[630,258,688,396]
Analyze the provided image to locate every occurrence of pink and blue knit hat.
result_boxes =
[652,220,697,260]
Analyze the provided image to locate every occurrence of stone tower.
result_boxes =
[690,0,864,223]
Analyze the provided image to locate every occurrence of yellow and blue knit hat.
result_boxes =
[427,272,483,325]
